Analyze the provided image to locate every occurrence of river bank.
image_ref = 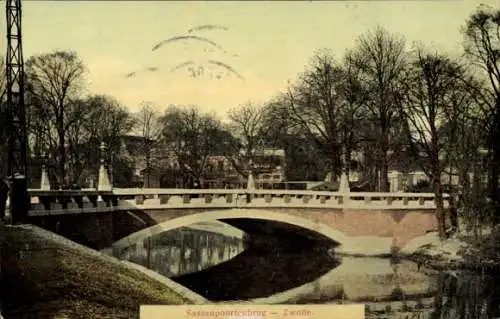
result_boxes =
[399,228,500,273]
[0,224,203,319]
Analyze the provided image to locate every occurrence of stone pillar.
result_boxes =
[388,171,400,192]
[339,172,350,193]
[247,159,255,190]
[324,172,333,183]
[247,172,255,190]
[98,142,112,191]
[40,152,51,190]
[339,145,351,205]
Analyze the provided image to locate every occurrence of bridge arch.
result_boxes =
[111,208,350,249]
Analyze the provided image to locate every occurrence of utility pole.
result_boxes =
[5,0,29,224]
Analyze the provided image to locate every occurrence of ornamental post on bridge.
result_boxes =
[339,146,350,204]
[339,171,350,194]
[98,142,112,191]
[246,159,255,190]
[40,152,51,190]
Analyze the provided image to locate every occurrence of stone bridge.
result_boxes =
[22,188,451,256]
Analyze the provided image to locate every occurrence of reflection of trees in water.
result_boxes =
[431,273,500,319]
[364,270,500,318]
[114,228,245,277]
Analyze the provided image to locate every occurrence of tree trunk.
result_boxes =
[379,132,390,192]
[345,145,352,178]
[361,143,377,190]
[333,157,342,183]
[430,125,446,239]
[58,131,66,186]
[326,145,342,183]
[433,174,447,240]
[490,122,500,225]
[145,152,151,188]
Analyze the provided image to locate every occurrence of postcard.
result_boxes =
[1,1,500,318]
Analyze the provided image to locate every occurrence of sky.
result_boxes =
[1,0,498,119]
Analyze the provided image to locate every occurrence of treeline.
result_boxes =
[0,52,136,188]
[0,5,499,237]
[235,6,500,237]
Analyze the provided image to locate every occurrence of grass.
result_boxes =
[0,225,194,319]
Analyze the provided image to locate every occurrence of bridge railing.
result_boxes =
[24,188,450,216]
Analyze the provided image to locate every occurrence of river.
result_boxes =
[109,222,500,319]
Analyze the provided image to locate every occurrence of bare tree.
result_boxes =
[226,102,268,177]
[83,95,135,184]
[159,105,222,187]
[445,110,489,236]
[439,68,493,234]
[260,97,295,144]
[338,53,370,178]
[134,102,162,187]
[38,94,136,186]
[463,5,500,223]
[283,49,346,182]
[62,98,91,183]
[398,48,469,239]
[25,51,86,185]
[348,27,408,191]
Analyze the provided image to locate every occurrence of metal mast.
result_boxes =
[5,0,28,223]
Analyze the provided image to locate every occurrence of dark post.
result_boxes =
[0,179,8,221]
[10,174,29,224]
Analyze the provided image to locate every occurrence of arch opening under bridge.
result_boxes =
[111,209,349,250]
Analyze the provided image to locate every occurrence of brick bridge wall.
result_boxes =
[28,207,444,253]
[133,208,439,248]
[30,213,115,250]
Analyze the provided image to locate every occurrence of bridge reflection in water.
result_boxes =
[109,221,432,301]
[112,225,245,277]
[107,221,500,318]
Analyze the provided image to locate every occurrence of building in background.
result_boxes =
[112,135,491,192]
[253,148,286,188]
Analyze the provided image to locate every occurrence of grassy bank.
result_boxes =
[0,224,194,319]
[401,229,500,273]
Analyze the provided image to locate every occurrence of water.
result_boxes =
[110,223,500,319]
[112,227,245,277]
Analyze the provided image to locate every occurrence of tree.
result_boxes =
[463,5,500,223]
[257,98,321,181]
[226,102,269,177]
[260,97,294,145]
[158,105,223,187]
[81,95,135,185]
[446,113,490,236]
[439,69,493,234]
[348,27,408,191]
[283,49,347,182]
[134,102,162,187]
[398,48,470,239]
[38,94,136,186]
[338,53,370,178]
[25,51,86,185]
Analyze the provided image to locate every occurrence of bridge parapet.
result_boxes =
[25,188,449,217]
